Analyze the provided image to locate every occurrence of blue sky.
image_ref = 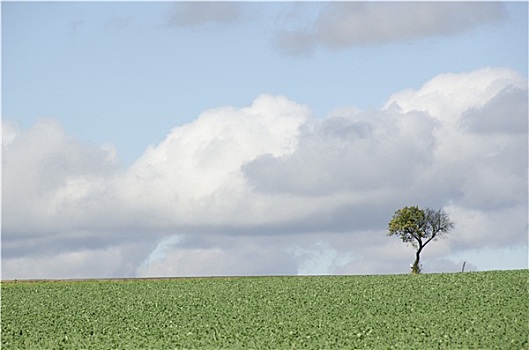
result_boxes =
[4,2,527,165]
[2,2,528,279]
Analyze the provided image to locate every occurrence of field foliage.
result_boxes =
[2,270,527,349]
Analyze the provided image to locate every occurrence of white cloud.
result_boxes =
[445,205,528,249]
[275,2,506,55]
[113,94,310,228]
[2,243,152,280]
[384,67,526,120]
[2,118,119,234]
[135,234,299,278]
[2,67,527,279]
[289,241,353,275]
[386,68,527,212]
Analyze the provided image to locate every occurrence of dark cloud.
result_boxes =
[243,109,436,197]
[275,2,506,55]
[274,30,316,57]
[460,85,528,135]
[167,2,245,28]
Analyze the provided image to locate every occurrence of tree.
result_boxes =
[387,206,454,274]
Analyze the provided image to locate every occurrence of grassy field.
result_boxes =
[2,270,527,349]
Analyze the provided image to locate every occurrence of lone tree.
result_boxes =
[387,206,454,274]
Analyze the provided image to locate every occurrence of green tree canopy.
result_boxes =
[388,206,454,274]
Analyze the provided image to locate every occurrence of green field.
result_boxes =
[2,270,527,349]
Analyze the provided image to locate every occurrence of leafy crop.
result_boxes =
[2,270,527,349]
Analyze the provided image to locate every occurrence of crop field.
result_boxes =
[2,270,528,349]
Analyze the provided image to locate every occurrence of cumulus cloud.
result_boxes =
[2,243,154,280]
[460,85,528,135]
[113,94,310,229]
[274,2,506,55]
[2,118,119,235]
[243,108,437,197]
[2,67,527,279]
[385,68,527,212]
[136,234,298,278]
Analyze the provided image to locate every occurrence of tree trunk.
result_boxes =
[411,248,422,274]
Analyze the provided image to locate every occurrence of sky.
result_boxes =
[2,1,528,279]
